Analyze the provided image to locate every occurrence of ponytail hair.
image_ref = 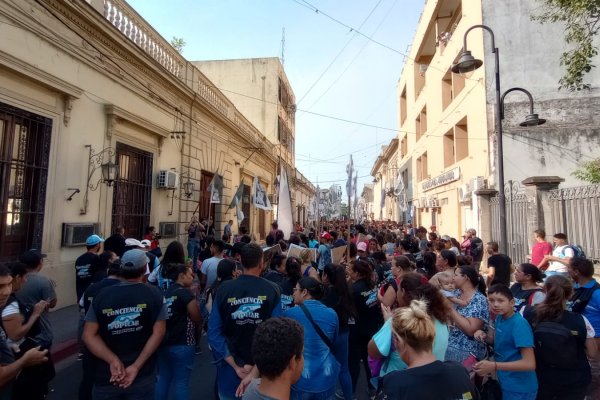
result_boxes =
[164,263,190,281]
[391,299,435,352]
[457,265,486,294]
[298,277,325,300]
[286,257,302,287]
[536,275,572,322]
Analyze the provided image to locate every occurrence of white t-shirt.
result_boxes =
[547,245,574,273]
[1,301,24,346]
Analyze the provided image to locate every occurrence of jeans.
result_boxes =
[335,330,352,400]
[187,240,200,270]
[155,345,195,400]
[543,270,569,281]
[291,385,336,400]
[537,384,587,400]
[215,359,241,400]
[348,331,374,393]
[502,390,537,400]
[93,375,154,400]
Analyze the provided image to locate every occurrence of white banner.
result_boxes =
[253,176,272,211]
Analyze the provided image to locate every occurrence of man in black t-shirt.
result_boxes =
[208,243,282,400]
[83,249,166,399]
[486,241,512,287]
[75,235,104,302]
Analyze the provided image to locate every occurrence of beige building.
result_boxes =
[0,0,279,307]
[370,139,401,222]
[194,58,315,229]
[394,0,489,237]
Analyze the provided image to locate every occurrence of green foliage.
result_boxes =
[572,158,600,184]
[532,0,600,91]
[170,37,186,53]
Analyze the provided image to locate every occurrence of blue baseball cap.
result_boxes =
[86,234,104,246]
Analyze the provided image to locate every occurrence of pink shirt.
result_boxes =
[531,241,553,265]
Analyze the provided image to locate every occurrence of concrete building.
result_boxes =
[0,0,279,307]
[370,139,403,222]
[193,58,315,230]
[393,0,489,238]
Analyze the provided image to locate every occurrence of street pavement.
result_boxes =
[48,336,371,400]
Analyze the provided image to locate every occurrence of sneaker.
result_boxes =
[77,352,84,361]
[335,389,344,399]
[195,346,202,355]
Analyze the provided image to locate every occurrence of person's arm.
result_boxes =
[448,297,469,307]
[118,319,166,388]
[207,296,230,362]
[2,301,47,341]
[378,285,396,308]
[186,299,202,324]
[474,347,536,376]
[0,347,48,386]
[449,307,484,336]
[82,321,125,384]
[473,327,495,344]
[486,266,496,287]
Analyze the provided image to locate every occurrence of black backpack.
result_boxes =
[569,281,600,314]
[531,314,585,369]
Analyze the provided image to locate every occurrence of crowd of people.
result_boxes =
[0,219,598,400]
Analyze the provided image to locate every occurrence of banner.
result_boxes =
[228,184,244,210]
[253,176,272,211]
[207,174,223,204]
[277,165,293,239]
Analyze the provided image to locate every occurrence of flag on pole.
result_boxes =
[207,174,223,204]
[253,176,272,211]
[228,184,244,210]
[346,154,353,198]
[277,165,293,238]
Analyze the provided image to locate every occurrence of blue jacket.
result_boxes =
[283,300,340,393]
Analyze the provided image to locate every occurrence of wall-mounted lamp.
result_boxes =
[81,145,118,215]
[182,179,195,198]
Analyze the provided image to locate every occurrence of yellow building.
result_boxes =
[395,0,489,238]
[0,0,278,307]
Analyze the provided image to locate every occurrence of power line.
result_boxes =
[297,0,384,105]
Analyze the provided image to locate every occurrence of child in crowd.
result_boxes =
[473,284,537,400]
[430,271,468,307]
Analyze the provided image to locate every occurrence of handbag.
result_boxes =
[298,304,333,350]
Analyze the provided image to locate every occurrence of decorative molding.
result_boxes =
[105,105,169,153]
[0,50,83,99]
[63,95,76,126]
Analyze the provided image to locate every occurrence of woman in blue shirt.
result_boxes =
[283,277,341,400]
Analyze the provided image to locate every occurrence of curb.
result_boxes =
[51,339,78,364]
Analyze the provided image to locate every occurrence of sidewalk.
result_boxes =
[48,305,79,364]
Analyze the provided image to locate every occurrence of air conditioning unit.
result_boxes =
[159,222,178,238]
[62,223,101,247]
[471,176,486,191]
[157,170,179,189]
[459,183,472,203]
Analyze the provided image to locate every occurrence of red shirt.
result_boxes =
[531,241,553,265]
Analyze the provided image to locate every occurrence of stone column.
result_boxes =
[521,176,564,254]
[475,188,498,243]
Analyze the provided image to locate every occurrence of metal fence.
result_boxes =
[549,184,600,262]
[490,181,530,264]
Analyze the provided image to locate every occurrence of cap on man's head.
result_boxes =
[357,242,368,252]
[125,238,144,248]
[441,235,451,241]
[320,232,332,240]
[86,234,104,246]
[140,239,151,248]
[19,249,46,268]
[120,249,149,271]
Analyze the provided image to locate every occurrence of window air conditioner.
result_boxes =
[62,223,101,247]
[157,170,179,189]
[159,222,178,238]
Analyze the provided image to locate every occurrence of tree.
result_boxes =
[533,0,600,91]
[572,158,600,184]
[170,37,186,53]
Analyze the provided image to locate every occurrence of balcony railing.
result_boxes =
[98,0,270,152]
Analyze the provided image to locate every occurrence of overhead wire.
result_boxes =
[297,0,384,105]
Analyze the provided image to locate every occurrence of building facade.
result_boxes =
[194,58,315,230]
[0,0,279,307]
[394,0,489,238]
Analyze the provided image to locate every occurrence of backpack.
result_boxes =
[569,281,600,314]
[532,318,583,369]
[562,244,586,259]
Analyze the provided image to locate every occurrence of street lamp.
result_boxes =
[452,25,546,253]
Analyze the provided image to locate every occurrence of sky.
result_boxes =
[126,0,424,196]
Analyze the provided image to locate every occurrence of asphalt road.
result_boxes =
[48,336,370,400]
